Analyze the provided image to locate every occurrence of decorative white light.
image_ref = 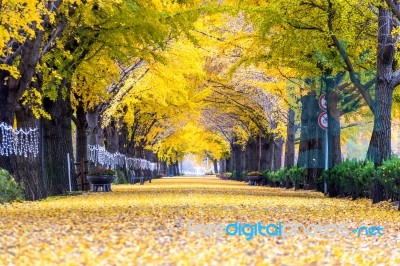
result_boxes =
[88,144,157,171]
[0,122,39,157]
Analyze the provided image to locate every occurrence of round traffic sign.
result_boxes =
[319,94,327,111]
[318,112,328,130]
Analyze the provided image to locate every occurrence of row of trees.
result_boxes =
[193,1,400,204]
[1,1,400,204]
[0,0,217,200]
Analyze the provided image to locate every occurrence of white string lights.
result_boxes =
[88,144,157,171]
[0,122,39,157]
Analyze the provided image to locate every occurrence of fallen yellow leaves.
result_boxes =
[0,177,399,265]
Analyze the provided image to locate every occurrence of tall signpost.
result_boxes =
[318,94,328,195]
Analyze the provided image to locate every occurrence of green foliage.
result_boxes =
[271,168,287,187]
[0,169,24,204]
[231,170,245,181]
[113,170,128,184]
[377,157,400,200]
[321,160,374,199]
[319,158,400,200]
[288,166,305,187]
[88,167,116,176]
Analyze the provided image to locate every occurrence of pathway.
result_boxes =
[0,177,399,265]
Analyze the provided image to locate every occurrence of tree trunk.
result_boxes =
[119,125,129,155]
[218,158,225,175]
[298,92,325,190]
[260,135,274,171]
[368,8,395,203]
[105,119,119,153]
[245,138,258,171]
[367,8,394,165]
[0,29,44,173]
[284,109,295,168]
[285,108,295,188]
[273,138,283,171]
[175,162,180,176]
[12,107,47,200]
[75,102,88,162]
[230,139,245,179]
[327,98,342,167]
[134,145,144,159]
[87,109,104,146]
[43,84,74,196]
[213,159,218,173]
[324,76,342,168]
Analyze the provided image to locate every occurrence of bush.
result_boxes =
[232,171,245,181]
[261,170,271,185]
[273,168,287,187]
[0,169,24,204]
[113,170,128,184]
[320,160,374,199]
[377,157,400,201]
[288,167,305,189]
[260,168,291,187]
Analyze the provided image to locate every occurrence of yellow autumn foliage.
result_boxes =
[0,177,398,265]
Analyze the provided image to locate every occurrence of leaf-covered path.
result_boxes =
[0,177,399,265]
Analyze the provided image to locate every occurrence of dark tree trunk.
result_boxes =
[160,161,167,175]
[75,102,88,162]
[284,109,296,168]
[0,82,16,172]
[134,145,144,159]
[43,84,74,196]
[325,76,342,168]
[273,138,283,171]
[367,8,394,165]
[225,158,230,172]
[368,8,395,203]
[298,92,325,190]
[245,138,258,171]
[0,29,44,173]
[0,72,19,125]
[218,158,225,174]
[105,119,119,153]
[119,125,129,155]
[230,139,245,179]
[12,107,47,200]
[260,135,274,171]
[328,106,342,167]
[213,159,218,173]
[87,109,104,146]
[285,108,295,188]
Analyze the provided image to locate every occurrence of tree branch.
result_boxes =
[390,69,400,88]
[385,0,400,20]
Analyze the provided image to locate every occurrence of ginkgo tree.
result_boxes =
[0,0,220,199]
[189,12,290,176]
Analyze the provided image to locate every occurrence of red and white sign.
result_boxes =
[318,112,328,130]
[319,94,327,111]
